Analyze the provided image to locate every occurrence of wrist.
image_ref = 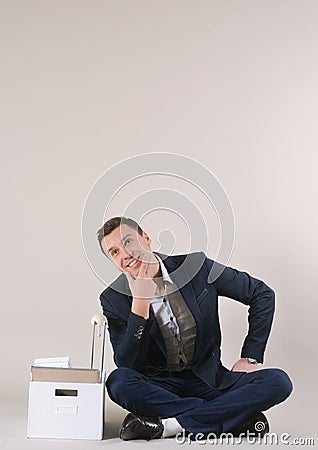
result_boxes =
[131,297,151,319]
[244,357,259,364]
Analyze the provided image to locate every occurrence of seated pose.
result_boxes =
[97,216,292,441]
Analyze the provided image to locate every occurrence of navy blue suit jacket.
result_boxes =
[100,252,275,389]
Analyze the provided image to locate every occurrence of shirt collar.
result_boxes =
[154,254,173,285]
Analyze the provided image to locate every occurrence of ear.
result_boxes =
[141,231,152,247]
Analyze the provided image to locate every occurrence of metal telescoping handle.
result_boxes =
[90,314,107,382]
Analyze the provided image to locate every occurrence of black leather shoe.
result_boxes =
[231,412,269,437]
[119,413,164,441]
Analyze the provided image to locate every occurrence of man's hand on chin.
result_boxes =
[231,358,260,373]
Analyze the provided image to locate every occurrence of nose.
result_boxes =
[122,246,134,262]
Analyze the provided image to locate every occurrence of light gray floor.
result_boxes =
[1,388,317,450]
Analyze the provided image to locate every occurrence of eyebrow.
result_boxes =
[107,233,133,255]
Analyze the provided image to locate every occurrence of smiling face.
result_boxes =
[101,224,156,276]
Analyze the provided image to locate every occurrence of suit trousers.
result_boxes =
[106,366,293,438]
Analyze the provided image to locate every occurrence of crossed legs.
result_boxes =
[106,367,292,437]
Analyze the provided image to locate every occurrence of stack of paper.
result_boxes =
[33,356,71,368]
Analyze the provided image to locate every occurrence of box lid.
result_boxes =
[31,367,100,383]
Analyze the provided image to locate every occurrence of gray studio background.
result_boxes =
[1,1,317,448]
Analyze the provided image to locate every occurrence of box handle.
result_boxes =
[55,389,78,397]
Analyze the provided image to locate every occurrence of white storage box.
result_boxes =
[27,314,107,440]
[27,377,105,439]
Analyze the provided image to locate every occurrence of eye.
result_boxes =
[124,238,132,246]
[110,249,118,257]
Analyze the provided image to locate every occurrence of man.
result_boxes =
[97,216,292,441]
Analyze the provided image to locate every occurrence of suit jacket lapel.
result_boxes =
[148,310,167,357]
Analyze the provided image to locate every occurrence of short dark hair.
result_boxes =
[97,216,144,255]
